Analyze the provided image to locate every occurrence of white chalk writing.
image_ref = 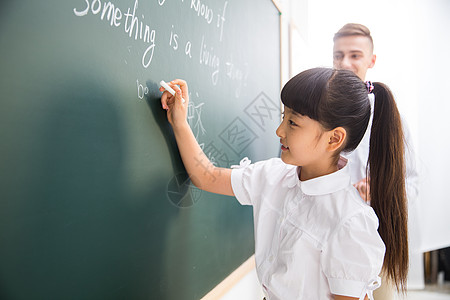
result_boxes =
[73,0,156,69]
[216,1,227,42]
[199,36,220,85]
[136,79,149,100]
[188,99,206,139]
[190,0,213,24]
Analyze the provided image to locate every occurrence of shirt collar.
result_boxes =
[287,157,351,196]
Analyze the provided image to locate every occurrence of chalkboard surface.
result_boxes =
[0,1,281,299]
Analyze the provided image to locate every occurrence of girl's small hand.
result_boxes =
[160,79,190,128]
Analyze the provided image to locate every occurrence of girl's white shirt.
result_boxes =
[231,157,385,300]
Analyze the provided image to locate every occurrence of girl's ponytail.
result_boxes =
[369,82,408,292]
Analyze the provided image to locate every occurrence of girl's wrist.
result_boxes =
[172,120,190,132]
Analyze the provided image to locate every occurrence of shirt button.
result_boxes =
[268,255,274,262]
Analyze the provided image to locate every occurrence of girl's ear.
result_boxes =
[327,127,346,152]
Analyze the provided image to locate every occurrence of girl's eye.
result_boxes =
[289,120,297,126]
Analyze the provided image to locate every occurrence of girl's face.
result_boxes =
[276,107,330,168]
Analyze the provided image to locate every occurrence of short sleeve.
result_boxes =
[231,158,286,206]
[231,159,260,206]
[321,209,385,299]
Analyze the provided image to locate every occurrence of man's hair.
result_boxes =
[333,23,374,50]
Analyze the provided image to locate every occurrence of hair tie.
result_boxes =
[365,81,374,94]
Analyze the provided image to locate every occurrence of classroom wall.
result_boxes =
[414,0,450,252]
[222,0,450,296]
[293,1,426,288]
[299,0,450,254]
[290,0,450,289]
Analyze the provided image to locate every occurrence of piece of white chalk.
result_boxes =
[159,80,185,103]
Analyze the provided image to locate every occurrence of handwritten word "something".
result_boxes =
[73,0,156,68]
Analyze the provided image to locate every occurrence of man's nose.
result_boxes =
[341,56,352,69]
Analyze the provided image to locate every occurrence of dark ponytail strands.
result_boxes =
[369,82,408,292]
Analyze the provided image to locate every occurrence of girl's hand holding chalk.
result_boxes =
[159,79,189,128]
[160,80,186,104]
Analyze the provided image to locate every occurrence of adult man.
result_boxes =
[333,23,376,84]
[332,23,420,299]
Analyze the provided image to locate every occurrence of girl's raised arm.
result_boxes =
[160,79,234,196]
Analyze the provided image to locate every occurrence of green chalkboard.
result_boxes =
[0,1,281,299]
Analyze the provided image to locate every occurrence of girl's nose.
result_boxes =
[276,122,284,138]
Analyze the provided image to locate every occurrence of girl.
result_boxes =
[159,68,408,300]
